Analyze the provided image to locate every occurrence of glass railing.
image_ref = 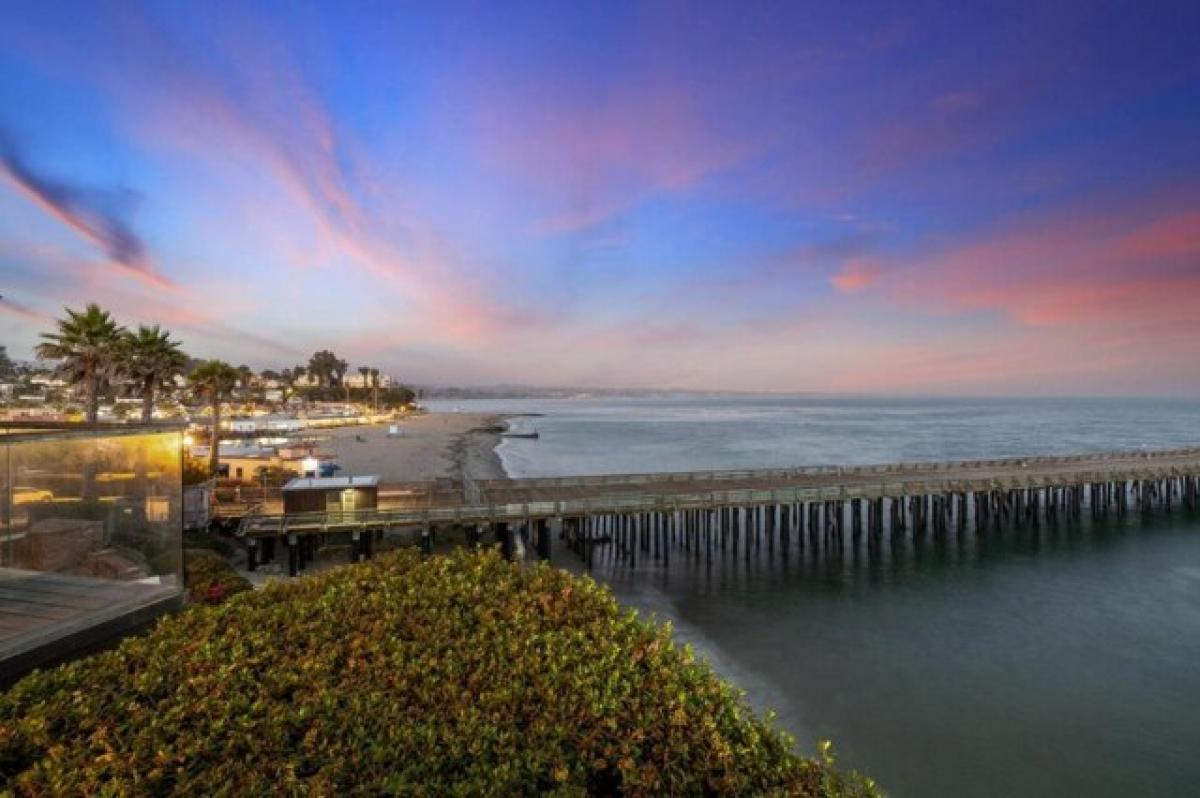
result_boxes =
[0,425,184,672]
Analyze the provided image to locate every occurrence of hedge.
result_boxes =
[0,549,877,796]
[182,547,252,604]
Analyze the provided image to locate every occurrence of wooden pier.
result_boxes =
[232,447,1200,575]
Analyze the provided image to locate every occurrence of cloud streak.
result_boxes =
[0,132,171,288]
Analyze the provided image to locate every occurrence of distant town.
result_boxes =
[0,304,421,485]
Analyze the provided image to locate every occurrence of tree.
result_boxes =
[278,366,301,403]
[0,346,14,380]
[234,364,257,406]
[122,324,187,423]
[35,304,125,423]
[307,350,344,387]
[188,360,239,476]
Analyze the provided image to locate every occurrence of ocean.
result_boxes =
[428,395,1200,797]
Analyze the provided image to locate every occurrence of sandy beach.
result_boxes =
[316,412,509,483]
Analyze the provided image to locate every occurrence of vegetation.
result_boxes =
[296,383,415,408]
[182,526,237,558]
[34,304,125,423]
[182,547,251,603]
[253,463,300,487]
[121,324,187,422]
[0,550,873,796]
[181,456,212,486]
[0,345,14,379]
[307,349,348,388]
[187,359,239,474]
[19,302,419,420]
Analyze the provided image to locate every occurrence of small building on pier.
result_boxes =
[282,475,380,514]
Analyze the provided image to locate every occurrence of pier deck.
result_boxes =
[231,447,1200,576]
[462,447,1200,507]
[230,447,1200,527]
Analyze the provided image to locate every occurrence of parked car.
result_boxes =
[12,487,54,505]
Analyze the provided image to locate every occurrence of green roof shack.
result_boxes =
[282,475,380,514]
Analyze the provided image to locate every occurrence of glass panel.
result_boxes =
[0,430,183,666]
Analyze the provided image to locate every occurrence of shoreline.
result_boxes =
[317,412,513,483]
[447,414,511,482]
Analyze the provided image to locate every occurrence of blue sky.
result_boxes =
[2,0,1199,393]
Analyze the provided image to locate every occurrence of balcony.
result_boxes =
[0,423,185,683]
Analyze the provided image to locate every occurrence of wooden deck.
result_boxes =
[235,446,1200,531]
[222,447,1200,576]
[0,569,180,683]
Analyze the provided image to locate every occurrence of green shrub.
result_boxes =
[183,526,236,558]
[0,550,877,796]
[182,547,251,604]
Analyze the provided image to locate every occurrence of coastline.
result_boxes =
[321,412,511,483]
[448,414,510,482]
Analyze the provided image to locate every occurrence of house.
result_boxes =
[282,475,379,514]
[227,416,305,434]
[345,373,394,389]
[192,442,336,481]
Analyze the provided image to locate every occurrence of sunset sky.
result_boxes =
[2,1,1198,394]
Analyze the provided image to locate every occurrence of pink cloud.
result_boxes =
[882,197,1200,338]
[829,258,884,292]
[0,296,51,323]
[0,158,173,290]
[76,13,550,350]
[471,80,760,234]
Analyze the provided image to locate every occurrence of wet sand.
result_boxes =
[316,412,509,483]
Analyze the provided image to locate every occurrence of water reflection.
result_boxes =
[577,506,1200,798]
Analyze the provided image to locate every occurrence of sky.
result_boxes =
[1,0,1198,395]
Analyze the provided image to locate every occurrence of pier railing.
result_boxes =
[469,446,1200,490]
[236,447,1200,538]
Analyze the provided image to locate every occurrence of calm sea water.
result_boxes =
[429,395,1200,797]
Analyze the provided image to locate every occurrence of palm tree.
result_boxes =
[0,345,14,379]
[358,366,370,404]
[189,360,239,475]
[35,304,125,423]
[122,324,187,423]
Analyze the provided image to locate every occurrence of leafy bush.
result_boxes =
[181,456,212,486]
[182,547,251,604]
[0,550,877,796]
[183,526,236,558]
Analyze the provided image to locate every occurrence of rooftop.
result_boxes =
[283,475,380,491]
